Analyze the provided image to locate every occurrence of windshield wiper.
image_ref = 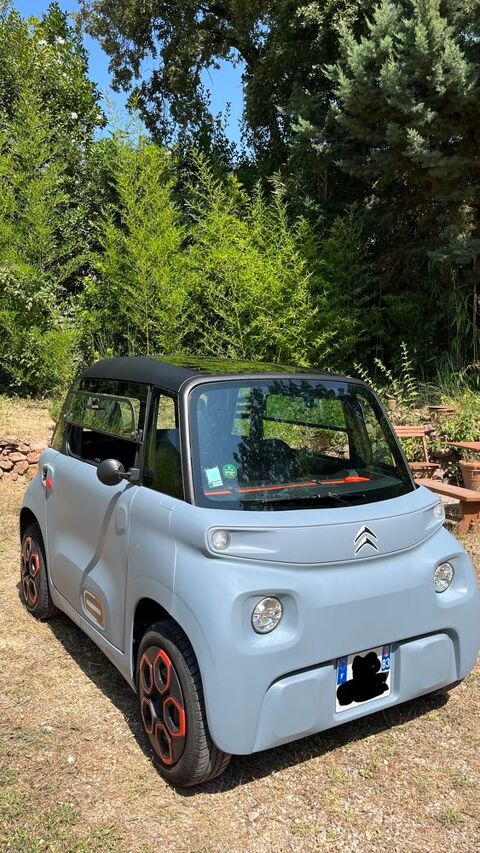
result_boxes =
[326,491,367,506]
[251,492,368,510]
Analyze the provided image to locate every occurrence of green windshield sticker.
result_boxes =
[222,463,238,480]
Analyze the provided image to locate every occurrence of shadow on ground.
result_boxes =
[39,604,449,796]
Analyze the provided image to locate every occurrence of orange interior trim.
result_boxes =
[204,475,370,497]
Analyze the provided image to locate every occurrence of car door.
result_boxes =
[46,379,148,651]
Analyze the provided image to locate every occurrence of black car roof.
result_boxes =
[80,355,356,393]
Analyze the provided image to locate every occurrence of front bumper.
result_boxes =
[253,631,458,752]
[172,525,480,755]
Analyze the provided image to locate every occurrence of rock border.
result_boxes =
[0,436,48,482]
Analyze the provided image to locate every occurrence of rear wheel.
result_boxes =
[20,523,56,620]
[136,619,230,787]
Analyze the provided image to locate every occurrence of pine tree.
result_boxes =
[183,154,366,367]
[305,0,480,364]
[0,1,105,392]
[82,136,189,358]
[0,89,77,393]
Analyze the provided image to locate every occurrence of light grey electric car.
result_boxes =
[20,356,480,787]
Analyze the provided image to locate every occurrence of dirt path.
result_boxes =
[1,480,480,852]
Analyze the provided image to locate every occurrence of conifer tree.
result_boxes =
[184,154,365,367]
[0,89,78,393]
[298,0,480,363]
[0,1,104,392]
[82,137,189,358]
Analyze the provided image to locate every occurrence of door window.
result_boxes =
[64,380,147,469]
[143,392,183,499]
[66,391,139,440]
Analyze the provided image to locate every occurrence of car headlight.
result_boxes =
[251,597,283,634]
[434,562,454,593]
[210,529,231,551]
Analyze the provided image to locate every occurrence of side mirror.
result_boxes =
[96,458,140,486]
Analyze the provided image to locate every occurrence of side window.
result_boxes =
[356,397,396,467]
[65,380,147,469]
[143,391,183,499]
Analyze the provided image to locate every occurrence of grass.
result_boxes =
[1,402,480,851]
[0,396,54,442]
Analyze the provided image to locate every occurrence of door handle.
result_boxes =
[41,465,53,491]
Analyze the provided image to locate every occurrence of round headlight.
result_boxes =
[210,529,231,551]
[434,562,454,593]
[433,501,445,522]
[251,597,283,634]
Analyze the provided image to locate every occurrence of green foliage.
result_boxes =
[184,156,329,365]
[436,393,480,449]
[80,145,370,369]
[354,343,419,412]
[2,1,480,399]
[0,88,78,394]
[82,0,376,168]
[82,0,480,373]
[0,2,103,395]
[81,135,189,358]
[307,0,480,366]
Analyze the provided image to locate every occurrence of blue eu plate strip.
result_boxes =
[381,644,391,672]
[337,656,348,686]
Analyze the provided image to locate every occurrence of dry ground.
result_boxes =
[1,405,480,852]
[0,397,54,443]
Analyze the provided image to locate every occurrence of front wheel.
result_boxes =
[20,523,56,620]
[136,619,230,787]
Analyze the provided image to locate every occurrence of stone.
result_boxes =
[1,435,19,445]
[30,440,48,452]
[0,459,13,471]
[0,468,3,479]
[27,451,41,464]
[14,460,29,475]
[18,443,30,453]
[9,452,27,462]
[11,472,18,482]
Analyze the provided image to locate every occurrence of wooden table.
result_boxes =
[447,441,480,453]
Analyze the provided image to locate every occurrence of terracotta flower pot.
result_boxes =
[459,460,480,492]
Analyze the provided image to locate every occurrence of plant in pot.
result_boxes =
[459,451,480,492]
[436,392,480,490]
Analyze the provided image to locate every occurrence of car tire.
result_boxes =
[20,523,57,620]
[136,619,231,787]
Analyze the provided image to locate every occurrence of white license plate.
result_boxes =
[336,645,392,713]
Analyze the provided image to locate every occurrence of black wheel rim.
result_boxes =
[21,536,40,610]
[139,646,187,767]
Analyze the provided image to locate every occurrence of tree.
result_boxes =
[294,0,480,365]
[0,1,102,140]
[0,1,105,393]
[0,90,78,393]
[81,137,190,358]
[183,154,367,367]
[81,1,375,169]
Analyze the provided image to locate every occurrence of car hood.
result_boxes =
[170,485,443,564]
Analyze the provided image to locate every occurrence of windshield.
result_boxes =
[189,378,414,511]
